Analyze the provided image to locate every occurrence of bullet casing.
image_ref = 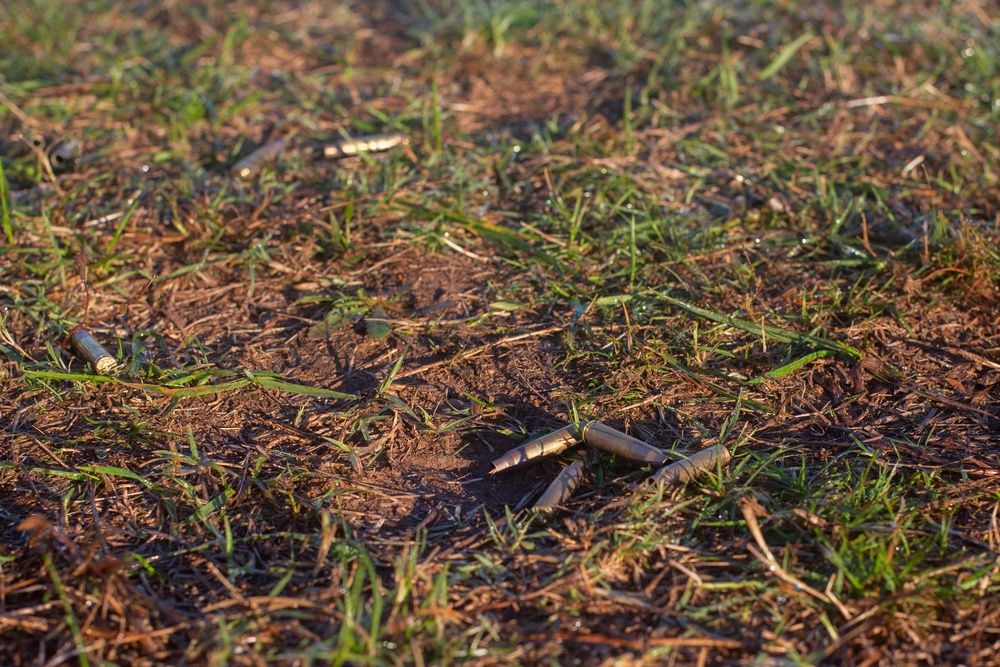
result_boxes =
[50,140,80,171]
[580,422,669,466]
[322,132,408,159]
[533,459,586,512]
[489,424,582,474]
[1,133,47,158]
[650,445,731,486]
[231,139,288,179]
[69,329,117,375]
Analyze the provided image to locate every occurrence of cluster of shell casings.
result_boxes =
[490,421,731,512]
[1,133,80,171]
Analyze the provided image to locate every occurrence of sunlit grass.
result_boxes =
[0,0,998,664]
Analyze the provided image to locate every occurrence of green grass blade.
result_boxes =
[0,157,12,244]
[431,79,442,153]
[397,200,554,262]
[78,465,157,488]
[43,552,90,667]
[594,294,634,307]
[652,348,775,412]
[252,375,357,399]
[378,340,410,396]
[22,370,115,383]
[747,350,835,385]
[19,466,91,481]
[23,367,355,399]
[653,292,863,360]
[758,32,814,81]
[194,489,234,523]
[104,195,141,255]
[144,378,253,397]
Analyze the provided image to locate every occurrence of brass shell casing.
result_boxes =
[69,329,117,375]
[1,133,46,158]
[50,140,80,171]
[650,445,731,487]
[322,132,408,159]
[533,459,586,512]
[231,139,288,179]
[489,423,582,474]
[580,422,668,466]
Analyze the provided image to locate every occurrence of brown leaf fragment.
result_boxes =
[16,514,53,545]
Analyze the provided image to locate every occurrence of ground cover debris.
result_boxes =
[1,1,999,664]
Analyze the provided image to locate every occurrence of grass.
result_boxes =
[1,0,999,664]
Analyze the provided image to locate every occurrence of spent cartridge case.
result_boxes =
[1,133,46,158]
[489,423,582,474]
[649,445,731,487]
[322,132,408,159]
[580,422,669,466]
[69,329,117,375]
[50,140,80,170]
[533,459,586,512]
[231,139,288,179]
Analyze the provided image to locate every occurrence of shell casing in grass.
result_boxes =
[322,132,409,159]
[231,139,288,179]
[649,445,731,487]
[69,329,117,375]
[49,140,80,171]
[533,459,586,512]
[2,133,47,158]
[580,421,669,466]
[489,423,582,474]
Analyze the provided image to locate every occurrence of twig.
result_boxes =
[60,255,154,348]
[395,326,563,379]
[0,87,31,125]
[740,496,853,620]
[440,234,488,262]
[525,631,743,650]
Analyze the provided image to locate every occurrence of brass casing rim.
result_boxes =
[69,329,117,375]
[650,445,731,486]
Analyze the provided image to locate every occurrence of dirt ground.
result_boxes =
[2,1,1000,665]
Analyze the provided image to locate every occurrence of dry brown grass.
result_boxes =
[1,1,999,664]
